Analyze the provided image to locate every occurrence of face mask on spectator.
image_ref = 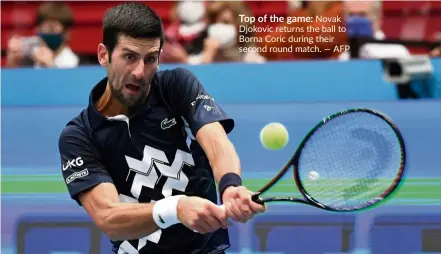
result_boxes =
[208,23,237,48]
[38,33,64,51]
[177,1,205,24]
[177,1,206,40]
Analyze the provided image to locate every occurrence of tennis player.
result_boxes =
[58,2,265,254]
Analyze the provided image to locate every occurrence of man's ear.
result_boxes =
[97,43,109,67]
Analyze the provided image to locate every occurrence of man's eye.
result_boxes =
[125,54,135,61]
[146,56,156,63]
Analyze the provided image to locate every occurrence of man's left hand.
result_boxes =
[222,186,266,223]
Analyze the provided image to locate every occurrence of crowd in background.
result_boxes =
[5,2,79,68]
[4,0,441,69]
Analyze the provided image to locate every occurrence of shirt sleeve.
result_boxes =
[164,67,235,136]
[58,124,113,205]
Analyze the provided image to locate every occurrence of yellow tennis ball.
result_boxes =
[260,122,289,150]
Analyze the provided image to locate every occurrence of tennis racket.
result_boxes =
[251,108,406,212]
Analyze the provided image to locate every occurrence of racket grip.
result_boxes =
[251,193,264,205]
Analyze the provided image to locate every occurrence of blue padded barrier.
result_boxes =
[370,214,441,254]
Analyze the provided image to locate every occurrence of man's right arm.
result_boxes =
[77,182,159,241]
[59,125,179,241]
[58,124,227,241]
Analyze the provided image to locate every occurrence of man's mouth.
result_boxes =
[125,83,141,94]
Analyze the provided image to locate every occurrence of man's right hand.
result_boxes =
[177,196,227,234]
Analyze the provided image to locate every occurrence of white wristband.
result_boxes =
[152,195,186,229]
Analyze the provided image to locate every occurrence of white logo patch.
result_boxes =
[66,169,89,184]
[190,94,214,106]
[203,105,213,111]
[63,157,84,171]
[160,118,177,130]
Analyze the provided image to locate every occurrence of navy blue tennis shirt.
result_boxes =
[58,67,234,254]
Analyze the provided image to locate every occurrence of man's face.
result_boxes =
[102,35,160,107]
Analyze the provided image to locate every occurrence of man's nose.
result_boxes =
[131,60,145,80]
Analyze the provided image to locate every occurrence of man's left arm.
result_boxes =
[196,122,266,222]
[167,68,265,222]
[196,122,239,184]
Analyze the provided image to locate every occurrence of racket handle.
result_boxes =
[251,193,264,205]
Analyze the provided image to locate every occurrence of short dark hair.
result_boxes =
[102,2,164,61]
[36,2,74,31]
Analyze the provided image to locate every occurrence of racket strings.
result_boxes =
[297,111,403,210]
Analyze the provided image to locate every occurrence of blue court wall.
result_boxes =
[4,58,441,106]
[2,59,403,106]
[2,59,441,254]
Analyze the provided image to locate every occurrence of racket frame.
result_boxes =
[251,108,407,212]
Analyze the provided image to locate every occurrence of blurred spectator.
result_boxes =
[160,39,192,64]
[344,0,385,40]
[160,1,208,64]
[193,1,265,64]
[6,2,79,68]
[161,1,265,64]
[259,1,348,61]
[339,0,386,60]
